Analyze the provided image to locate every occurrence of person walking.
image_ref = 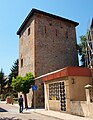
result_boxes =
[18,95,23,113]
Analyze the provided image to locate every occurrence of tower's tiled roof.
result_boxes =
[17,8,79,35]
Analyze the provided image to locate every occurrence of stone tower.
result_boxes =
[17,9,79,77]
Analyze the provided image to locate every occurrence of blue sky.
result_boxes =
[0,0,93,75]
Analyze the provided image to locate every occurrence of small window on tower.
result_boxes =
[66,31,68,39]
[49,23,52,26]
[56,29,57,36]
[21,59,23,68]
[44,26,46,34]
[28,28,30,36]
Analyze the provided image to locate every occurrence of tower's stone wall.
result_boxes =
[34,13,78,77]
[19,17,35,76]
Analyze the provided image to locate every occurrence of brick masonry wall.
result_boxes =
[19,17,35,76]
[34,13,78,77]
[35,78,45,108]
[19,13,78,77]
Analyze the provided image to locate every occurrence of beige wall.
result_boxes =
[44,76,92,112]
[27,89,33,107]
[68,76,92,101]
[70,101,93,118]
[49,100,60,111]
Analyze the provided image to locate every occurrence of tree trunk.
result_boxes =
[23,93,28,108]
[1,94,4,101]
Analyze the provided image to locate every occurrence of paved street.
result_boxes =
[0,102,61,120]
[0,102,93,120]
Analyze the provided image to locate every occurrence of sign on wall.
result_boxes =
[32,85,38,91]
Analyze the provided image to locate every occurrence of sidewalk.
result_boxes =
[33,109,93,120]
[11,103,93,120]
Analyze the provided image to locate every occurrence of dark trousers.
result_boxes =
[19,104,23,113]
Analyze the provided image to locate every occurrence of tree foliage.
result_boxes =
[0,68,6,94]
[8,59,18,84]
[12,72,34,93]
[12,72,34,108]
[78,35,87,67]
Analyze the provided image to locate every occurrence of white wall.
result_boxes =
[70,101,93,118]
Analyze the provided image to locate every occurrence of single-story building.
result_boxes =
[35,66,93,113]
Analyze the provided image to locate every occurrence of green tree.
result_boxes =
[12,72,34,108]
[0,69,7,100]
[78,35,87,67]
[8,59,18,85]
[0,69,6,93]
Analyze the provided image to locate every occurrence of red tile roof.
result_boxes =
[35,66,92,82]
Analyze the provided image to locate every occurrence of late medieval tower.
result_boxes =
[17,9,79,77]
[17,9,79,107]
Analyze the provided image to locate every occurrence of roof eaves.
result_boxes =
[34,9,79,26]
[17,9,34,35]
[17,8,79,35]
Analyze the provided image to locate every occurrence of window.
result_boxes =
[44,26,46,34]
[28,28,30,36]
[60,26,63,29]
[66,30,68,39]
[49,83,60,100]
[56,29,57,36]
[21,59,23,68]
[49,23,52,26]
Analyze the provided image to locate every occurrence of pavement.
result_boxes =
[33,109,93,120]
[0,101,93,120]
